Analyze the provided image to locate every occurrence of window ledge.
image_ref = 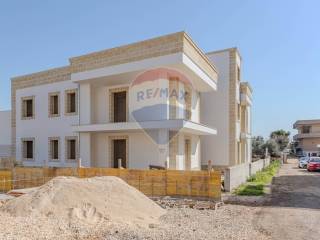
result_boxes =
[23,158,35,161]
[49,159,60,162]
[49,114,60,118]
[21,116,35,120]
[65,112,78,116]
[66,159,77,162]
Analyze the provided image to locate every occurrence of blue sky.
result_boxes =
[1,0,319,138]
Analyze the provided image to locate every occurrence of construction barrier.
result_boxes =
[0,167,221,200]
[0,170,12,192]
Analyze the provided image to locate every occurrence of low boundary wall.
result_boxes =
[0,167,221,200]
[224,158,271,192]
[250,158,270,176]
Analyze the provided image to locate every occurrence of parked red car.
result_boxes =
[307,157,320,172]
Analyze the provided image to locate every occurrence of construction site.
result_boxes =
[0,166,271,240]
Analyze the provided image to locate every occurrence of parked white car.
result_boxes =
[298,157,310,168]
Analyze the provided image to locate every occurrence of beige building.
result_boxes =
[201,48,253,169]
[11,31,218,169]
[10,31,253,171]
[293,119,320,156]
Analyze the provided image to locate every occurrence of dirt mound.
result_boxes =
[1,176,165,225]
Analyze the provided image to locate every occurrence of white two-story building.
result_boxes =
[11,31,252,170]
[12,32,219,169]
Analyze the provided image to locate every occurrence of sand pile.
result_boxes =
[1,176,165,225]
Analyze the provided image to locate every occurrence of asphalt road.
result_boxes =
[255,159,320,240]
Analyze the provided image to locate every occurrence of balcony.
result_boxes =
[293,132,320,140]
[70,32,218,93]
[72,119,217,136]
[240,82,252,106]
[240,132,251,140]
[240,93,252,106]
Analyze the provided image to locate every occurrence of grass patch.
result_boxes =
[236,184,264,196]
[235,160,281,196]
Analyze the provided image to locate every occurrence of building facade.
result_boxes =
[12,32,219,169]
[0,110,11,158]
[11,32,252,170]
[201,48,253,169]
[293,119,320,156]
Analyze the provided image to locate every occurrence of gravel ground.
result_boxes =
[101,205,271,240]
[0,204,270,240]
[1,159,317,240]
[255,159,320,240]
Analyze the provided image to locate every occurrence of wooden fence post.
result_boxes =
[208,160,212,172]
[175,180,178,196]
[164,172,167,196]
[138,175,141,191]
[151,178,154,196]
[23,173,26,189]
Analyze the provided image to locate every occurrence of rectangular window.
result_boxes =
[66,137,77,161]
[21,96,35,119]
[237,66,241,82]
[109,87,129,123]
[302,126,311,134]
[49,138,59,161]
[22,138,34,160]
[49,92,60,117]
[65,89,77,115]
[113,91,127,122]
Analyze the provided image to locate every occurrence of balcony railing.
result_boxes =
[293,132,320,140]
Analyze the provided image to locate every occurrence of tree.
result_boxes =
[262,139,281,157]
[270,130,290,151]
[252,136,265,157]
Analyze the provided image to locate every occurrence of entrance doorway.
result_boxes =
[113,139,127,168]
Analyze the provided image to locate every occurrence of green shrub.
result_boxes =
[235,184,264,196]
[235,160,280,196]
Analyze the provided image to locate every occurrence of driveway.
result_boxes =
[255,159,320,240]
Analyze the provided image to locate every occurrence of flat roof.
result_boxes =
[12,31,218,85]
[293,119,320,128]
[206,47,242,60]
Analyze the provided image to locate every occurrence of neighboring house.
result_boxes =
[201,48,253,169]
[11,31,219,169]
[0,110,12,158]
[293,119,320,156]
